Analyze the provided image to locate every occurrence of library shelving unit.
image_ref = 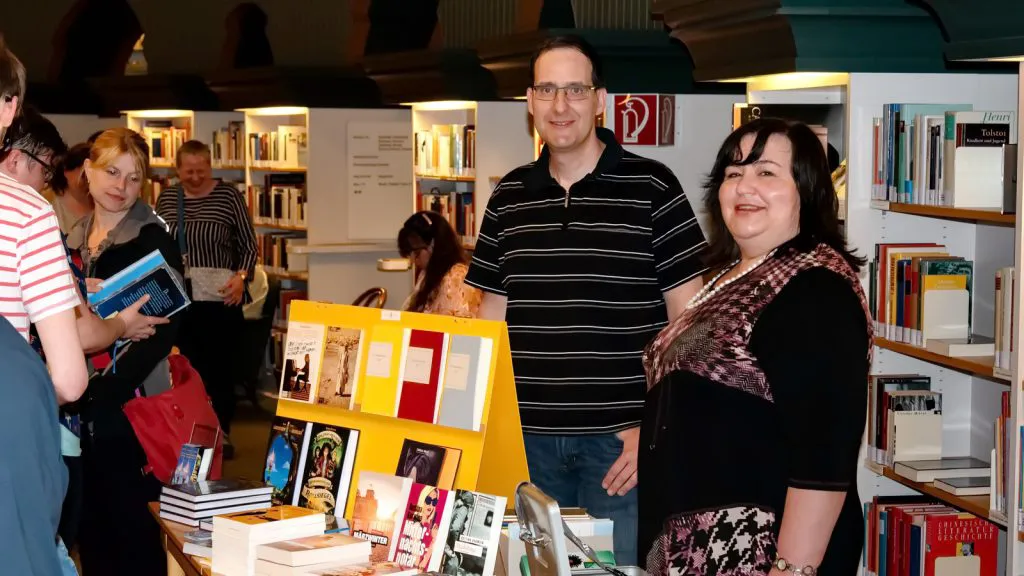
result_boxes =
[123,109,246,206]
[407,99,534,251]
[737,70,1022,572]
[237,105,418,308]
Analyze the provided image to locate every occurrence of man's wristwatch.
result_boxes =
[773,556,816,576]
[237,270,248,281]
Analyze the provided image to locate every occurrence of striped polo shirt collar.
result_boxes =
[525,126,625,191]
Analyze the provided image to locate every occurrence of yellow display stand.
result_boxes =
[275,300,529,518]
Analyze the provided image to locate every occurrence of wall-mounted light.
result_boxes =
[236,106,309,116]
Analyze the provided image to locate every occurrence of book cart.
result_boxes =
[275,299,530,519]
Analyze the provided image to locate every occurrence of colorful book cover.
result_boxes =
[264,417,311,506]
[391,483,449,572]
[350,472,414,563]
[171,443,203,485]
[317,326,365,409]
[395,329,448,423]
[88,248,190,319]
[279,322,326,402]
[296,423,361,518]
[438,490,506,576]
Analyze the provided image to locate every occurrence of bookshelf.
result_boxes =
[741,71,1023,572]
[123,109,246,206]
[408,100,534,248]
[238,106,418,309]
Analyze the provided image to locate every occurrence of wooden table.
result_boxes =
[147,501,216,576]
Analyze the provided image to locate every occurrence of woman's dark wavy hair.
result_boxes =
[397,210,468,312]
[702,117,864,273]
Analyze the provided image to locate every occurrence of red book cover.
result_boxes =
[396,329,447,423]
[924,513,998,576]
[391,483,449,572]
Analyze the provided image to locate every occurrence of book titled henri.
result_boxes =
[88,249,190,319]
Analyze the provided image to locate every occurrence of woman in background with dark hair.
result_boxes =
[637,118,871,576]
[44,142,92,233]
[398,211,481,317]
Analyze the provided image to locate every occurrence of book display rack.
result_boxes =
[273,299,529,518]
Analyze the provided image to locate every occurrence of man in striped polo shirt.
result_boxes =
[465,36,707,565]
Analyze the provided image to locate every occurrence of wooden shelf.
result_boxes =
[211,162,245,170]
[249,165,307,173]
[415,172,476,183]
[253,222,307,233]
[266,270,308,281]
[867,462,1005,527]
[875,338,1009,384]
[870,200,1015,225]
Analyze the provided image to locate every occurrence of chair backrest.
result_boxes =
[351,287,387,308]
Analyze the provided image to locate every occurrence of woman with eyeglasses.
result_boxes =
[397,210,481,317]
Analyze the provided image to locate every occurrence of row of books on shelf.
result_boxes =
[279,320,491,433]
[417,185,476,240]
[868,242,1013,364]
[870,371,1017,521]
[870,103,1017,211]
[250,126,308,168]
[415,124,476,178]
[259,233,308,276]
[246,173,308,228]
[863,496,999,576]
[213,121,246,165]
[140,119,190,164]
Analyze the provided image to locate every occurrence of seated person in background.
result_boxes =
[0,315,68,576]
[398,211,481,317]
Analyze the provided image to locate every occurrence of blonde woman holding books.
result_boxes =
[67,127,185,576]
[638,118,872,576]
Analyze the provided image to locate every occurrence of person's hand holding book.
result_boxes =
[118,294,170,342]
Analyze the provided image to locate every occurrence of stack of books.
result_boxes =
[212,506,327,576]
[254,533,372,575]
[159,478,274,528]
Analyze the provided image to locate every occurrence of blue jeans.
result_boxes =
[523,433,638,567]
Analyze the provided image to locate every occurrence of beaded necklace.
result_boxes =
[685,248,777,311]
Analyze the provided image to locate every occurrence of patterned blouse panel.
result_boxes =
[642,244,873,400]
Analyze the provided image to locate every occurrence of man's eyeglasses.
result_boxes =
[19,149,54,184]
[531,83,597,101]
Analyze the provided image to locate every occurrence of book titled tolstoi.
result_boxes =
[88,249,190,319]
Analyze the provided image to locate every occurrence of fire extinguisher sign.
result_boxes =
[611,94,675,147]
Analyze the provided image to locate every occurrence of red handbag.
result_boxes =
[123,354,224,484]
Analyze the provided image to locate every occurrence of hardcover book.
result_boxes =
[391,483,449,572]
[437,490,505,576]
[350,472,414,563]
[316,326,365,409]
[88,249,189,319]
[279,322,326,402]
[295,423,360,518]
[264,417,312,506]
[395,439,461,490]
[395,329,449,423]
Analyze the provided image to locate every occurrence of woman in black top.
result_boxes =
[155,139,258,454]
[68,128,184,576]
[638,118,871,576]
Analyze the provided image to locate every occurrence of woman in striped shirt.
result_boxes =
[156,140,258,456]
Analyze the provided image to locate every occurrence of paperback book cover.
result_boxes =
[88,248,189,319]
[296,423,360,518]
[279,322,326,402]
[317,326,365,409]
[395,439,461,490]
[391,483,449,572]
[438,490,506,576]
[264,417,311,506]
[350,472,414,563]
[171,443,204,485]
[395,329,448,423]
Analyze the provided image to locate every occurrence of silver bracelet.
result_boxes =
[773,556,817,576]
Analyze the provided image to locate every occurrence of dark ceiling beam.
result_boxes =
[916,0,1024,61]
[651,0,977,82]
